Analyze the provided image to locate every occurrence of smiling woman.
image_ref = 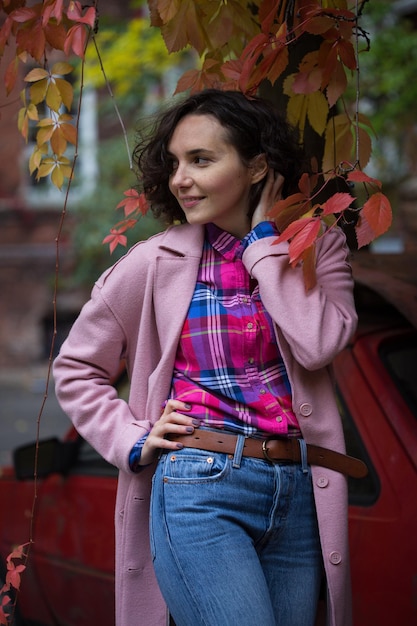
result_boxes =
[53,89,359,626]
[166,115,269,238]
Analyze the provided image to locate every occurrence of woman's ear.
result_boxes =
[250,154,268,184]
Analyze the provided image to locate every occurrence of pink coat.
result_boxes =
[53,222,357,626]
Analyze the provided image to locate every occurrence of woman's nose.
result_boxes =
[171,164,192,188]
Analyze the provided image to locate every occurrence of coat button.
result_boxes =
[329,551,342,565]
[299,403,312,417]
[317,476,329,488]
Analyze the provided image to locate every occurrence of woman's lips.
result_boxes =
[180,196,204,209]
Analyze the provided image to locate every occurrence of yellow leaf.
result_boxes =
[36,125,54,147]
[29,147,45,175]
[27,103,38,121]
[25,68,49,82]
[306,90,329,136]
[29,79,48,105]
[51,164,64,189]
[46,81,62,112]
[37,158,56,179]
[55,78,73,111]
[18,109,29,140]
[51,62,73,76]
[322,113,353,174]
[286,93,308,140]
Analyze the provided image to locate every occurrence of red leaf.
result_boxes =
[67,2,96,28]
[6,564,25,591]
[42,0,65,25]
[9,7,38,22]
[347,170,382,189]
[116,189,149,217]
[321,192,353,216]
[64,24,88,58]
[355,213,374,249]
[102,232,128,254]
[287,218,321,266]
[362,192,392,239]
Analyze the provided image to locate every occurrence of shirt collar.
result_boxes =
[205,223,247,260]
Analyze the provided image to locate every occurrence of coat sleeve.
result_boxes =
[53,269,151,473]
[242,226,357,371]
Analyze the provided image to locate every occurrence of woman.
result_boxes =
[53,89,361,626]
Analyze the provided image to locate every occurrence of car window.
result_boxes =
[72,439,118,477]
[380,335,417,419]
[336,389,380,506]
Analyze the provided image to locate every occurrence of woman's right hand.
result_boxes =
[139,400,199,466]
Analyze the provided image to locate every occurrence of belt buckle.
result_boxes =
[262,436,275,463]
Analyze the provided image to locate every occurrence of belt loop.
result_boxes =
[232,434,246,468]
[298,439,309,474]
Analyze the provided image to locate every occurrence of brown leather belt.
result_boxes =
[168,429,368,479]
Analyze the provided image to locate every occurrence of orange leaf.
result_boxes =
[5,56,19,95]
[16,21,46,62]
[301,244,317,291]
[338,39,357,71]
[161,0,207,54]
[361,193,392,239]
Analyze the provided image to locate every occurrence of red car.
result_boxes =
[1,252,416,626]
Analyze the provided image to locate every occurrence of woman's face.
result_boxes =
[167,114,265,239]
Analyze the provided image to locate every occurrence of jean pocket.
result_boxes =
[161,448,230,484]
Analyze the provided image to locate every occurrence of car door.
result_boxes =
[29,439,118,626]
[334,326,417,626]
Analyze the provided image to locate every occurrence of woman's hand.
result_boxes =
[139,400,199,466]
[251,170,284,231]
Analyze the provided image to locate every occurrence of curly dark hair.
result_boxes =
[134,89,307,224]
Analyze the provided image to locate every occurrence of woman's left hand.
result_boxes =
[251,170,284,230]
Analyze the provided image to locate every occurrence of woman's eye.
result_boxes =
[194,156,209,165]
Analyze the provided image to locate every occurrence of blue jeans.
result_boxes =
[150,438,323,626]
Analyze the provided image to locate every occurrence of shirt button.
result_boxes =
[247,322,254,330]
[276,416,283,422]
[299,403,312,417]
[329,551,342,565]
[248,357,254,364]
[317,476,329,488]
[259,389,266,395]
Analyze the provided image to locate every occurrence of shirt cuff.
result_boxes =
[243,221,279,249]
[129,433,150,473]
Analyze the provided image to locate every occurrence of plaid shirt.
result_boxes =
[129,221,300,471]
[169,222,300,437]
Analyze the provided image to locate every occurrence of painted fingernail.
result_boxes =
[183,403,192,410]
[185,426,194,433]
[176,443,184,449]
[192,419,200,426]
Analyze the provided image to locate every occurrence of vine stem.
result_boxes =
[91,34,133,171]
